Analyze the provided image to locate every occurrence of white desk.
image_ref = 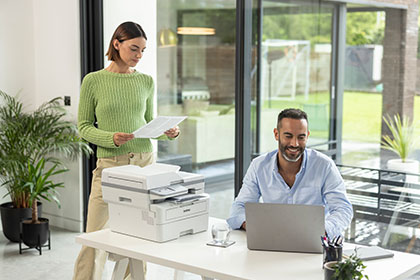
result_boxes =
[76,217,420,280]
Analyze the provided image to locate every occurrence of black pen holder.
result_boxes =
[323,245,342,267]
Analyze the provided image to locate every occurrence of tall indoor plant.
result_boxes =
[23,159,67,223]
[19,159,68,252]
[0,90,92,242]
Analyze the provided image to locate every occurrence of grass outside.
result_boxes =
[261,91,420,144]
[342,91,382,143]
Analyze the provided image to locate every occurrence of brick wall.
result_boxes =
[381,4,418,122]
[380,0,419,166]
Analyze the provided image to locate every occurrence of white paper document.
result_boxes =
[132,116,187,138]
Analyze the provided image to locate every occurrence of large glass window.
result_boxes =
[256,1,334,155]
[156,0,236,219]
[341,10,385,167]
[341,8,420,256]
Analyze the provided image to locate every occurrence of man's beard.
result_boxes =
[280,143,304,162]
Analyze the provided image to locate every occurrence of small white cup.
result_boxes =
[211,223,231,244]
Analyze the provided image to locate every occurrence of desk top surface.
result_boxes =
[76,217,420,280]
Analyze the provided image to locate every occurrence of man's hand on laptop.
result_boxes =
[241,221,246,230]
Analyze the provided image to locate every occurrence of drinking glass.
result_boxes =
[211,223,231,245]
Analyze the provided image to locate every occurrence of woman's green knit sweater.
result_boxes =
[78,69,162,158]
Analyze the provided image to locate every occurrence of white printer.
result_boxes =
[101,163,209,242]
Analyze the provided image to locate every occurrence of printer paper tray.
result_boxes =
[167,194,207,204]
[149,185,188,200]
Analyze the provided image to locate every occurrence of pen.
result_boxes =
[320,236,328,249]
[335,235,343,246]
[327,236,334,247]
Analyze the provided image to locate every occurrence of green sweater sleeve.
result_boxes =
[77,74,118,148]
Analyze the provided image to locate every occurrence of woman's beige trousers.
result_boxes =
[73,152,154,280]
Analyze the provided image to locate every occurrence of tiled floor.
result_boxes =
[1,225,82,280]
[2,180,420,279]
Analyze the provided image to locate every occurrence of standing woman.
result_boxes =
[73,21,179,279]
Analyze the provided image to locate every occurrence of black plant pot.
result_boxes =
[0,202,43,242]
[324,261,338,280]
[20,217,50,255]
[21,218,49,247]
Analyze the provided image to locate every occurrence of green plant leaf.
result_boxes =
[381,114,416,162]
[334,250,369,280]
[0,90,93,209]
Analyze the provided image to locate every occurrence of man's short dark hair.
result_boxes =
[277,108,308,128]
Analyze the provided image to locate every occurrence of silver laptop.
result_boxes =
[245,203,325,253]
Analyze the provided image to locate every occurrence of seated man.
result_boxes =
[227,108,353,237]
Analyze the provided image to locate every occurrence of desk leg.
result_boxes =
[129,258,146,280]
[111,257,129,280]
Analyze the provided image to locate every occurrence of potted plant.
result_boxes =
[0,91,92,242]
[19,159,67,253]
[381,114,419,181]
[324,252,369,280]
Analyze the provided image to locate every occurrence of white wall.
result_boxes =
[0,0,36,108]
[0,0,84,232]
[32,0,81,119]
[33,0,83,232]
[0,0,36,207]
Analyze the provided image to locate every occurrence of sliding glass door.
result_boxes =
[156,0,237,219]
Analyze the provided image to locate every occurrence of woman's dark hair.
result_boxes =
[106,21,147,61]
[277,108,308,128]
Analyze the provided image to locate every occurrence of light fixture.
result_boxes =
[158,28,178,47]
[176,27,215,35]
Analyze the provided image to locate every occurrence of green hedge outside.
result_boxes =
[260,91,420,144]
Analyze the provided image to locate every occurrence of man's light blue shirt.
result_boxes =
[226,149,353,237]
